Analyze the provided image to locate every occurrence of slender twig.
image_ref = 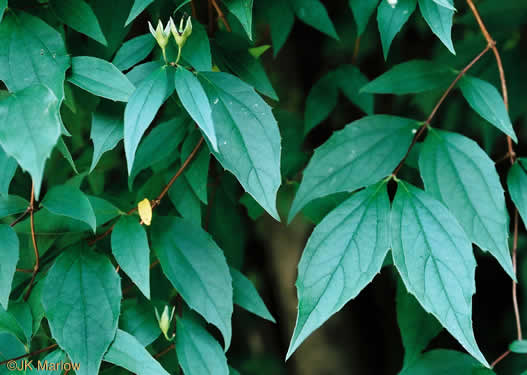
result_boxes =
[210,0,231,32]
[392,44,491,176]
[88,137,204,246]
[23,184,39,301]
[190,0,197,18]
[465,0,522,344]
[154,343,175,359]
[0,343,58,366]
[425,44,491,124]
[152,137,204,208]
[10,207,30,227]
[352,36,361,65]
[491,350,511,368]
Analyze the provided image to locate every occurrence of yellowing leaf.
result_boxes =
[138,198,152,226]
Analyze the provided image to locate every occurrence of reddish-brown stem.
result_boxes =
[352,36,361,65]
[426,44,491,124]
[154,343,175,359]
[23,184,39,301]
[465,0,523,349]
[491,350,511,368]
[0,343,58,365]
[10,207,30,227]
[210,0,231,32]
[392,125,428,177]
[392,44,491,177]
[152,137,204,208]
[190,0,197,18]
[88,137,203,248]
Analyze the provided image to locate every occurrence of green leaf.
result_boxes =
[349,0,380,35]
[391,181,488,367]
[181,21,212,71]
[399,350,491,374]
[69,56,135,102]
[87,196,122,226]
[289,115,419,222]
[35,350,68,375]
[418,0,455,54]
[432,0,455,10]
[361,60,456,94]
[152,217,233,350]
[0,306,27,344]
[128,116,188,190]
[289,0,339,39]
[41,185,97,232]
[0,85,61,199]
[458,75,517,142]
[90,101,124,172]
[125,0,155,26]
[212,33,278,100]
[165,170,202,224]
[175,67,217,150]
[419,129,514,279]
[287,183,390,359]
[0,225,18,310]
[0,11,71,100]
[337,65,374,115]
[0,147,17,195]
[182,129,210,204]
[397,280,442,367]
[508,160,527,229]
[124,66,175,173]
[8,302,32,344]
[304,71,338,135]
[126,61,164,87]
[104,329,169,375]
[42,246,121,375]
[230,267,275,323]
[27,281,46,336]
[112,34,156,71]
[510,340,527,354]
[224,0,254,40]
[265,0,295,56]
[175,312,229,375]
[56,137,78,174]
[199,72,282,220]
[377,0,417,59]
[119,299,159,347]
[111,216,150,299]
[50,0,107,46]
[0,195,28,218]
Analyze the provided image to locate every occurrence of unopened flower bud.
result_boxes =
[148,20,171,50]
[170,16,192,48]
[155,305,175,341]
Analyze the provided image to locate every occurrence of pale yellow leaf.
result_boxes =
[138,198,152,226]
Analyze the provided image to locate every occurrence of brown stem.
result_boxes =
[24,184,39,301]
[210,0,231,32]
[352,36,361,65]
[426,44,491,124]
[465,0,523,346]
[87,137,204,248]
[190,0,197,18]
[392,44,491,177]
[152,137,204,208]
[490,350,511,368]
[10,207,30,227]
[154,343,175,359]
[0,343,58,365]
